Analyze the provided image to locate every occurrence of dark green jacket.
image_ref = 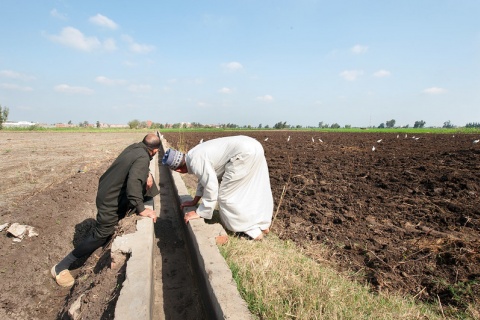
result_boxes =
[96,142,151,220]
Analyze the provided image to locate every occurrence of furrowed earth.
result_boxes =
[0,130,479,319]
[163,130,480,316]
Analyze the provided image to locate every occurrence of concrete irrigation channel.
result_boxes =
[112,137,252,320]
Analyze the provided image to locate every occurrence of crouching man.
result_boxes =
[51,133,160,287]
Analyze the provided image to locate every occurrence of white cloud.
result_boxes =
[122,35,154,54]
[223,61,243,71]
[0,70,35,81]
[351,44,368,54]
[128,84,152,93]
[219,87,233,94]
[95,76,126,86]
[423,87,447,94]
[47,27,117,52]
[373,69,391,78]
[339,70,363,81]
[0,83,33,91]
[103,38,117,51]
[48,27,101,52]
[50,9,67,20]
[54,84,94,94]
[256,94,274,102]
[89,14,118,30]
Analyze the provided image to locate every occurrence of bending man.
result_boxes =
[51,133,160,287]
[162,135,273,240]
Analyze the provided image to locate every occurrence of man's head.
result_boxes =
[143,134,161,157]
[162,148,187,173]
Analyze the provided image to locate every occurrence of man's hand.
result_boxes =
[180,200,197,210]
[184,211,201,224]
[139,208,157,223]
[146,173,153,191]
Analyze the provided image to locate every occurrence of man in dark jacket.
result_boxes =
[51,133,160,287]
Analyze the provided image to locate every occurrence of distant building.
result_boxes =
[3,121,38,127]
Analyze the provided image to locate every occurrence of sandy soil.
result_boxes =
[163,130,480,315]
[0,132,153,320]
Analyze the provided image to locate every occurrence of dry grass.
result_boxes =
[220,235,448,320]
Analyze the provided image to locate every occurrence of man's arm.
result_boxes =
[126,157,150,214]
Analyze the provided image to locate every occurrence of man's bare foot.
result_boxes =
[262,228,270,235]
[254,233,264,241]
[215,235,229,245]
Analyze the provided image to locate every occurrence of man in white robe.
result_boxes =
[162,135,273,240]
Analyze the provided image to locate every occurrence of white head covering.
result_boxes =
[162,148,184,170]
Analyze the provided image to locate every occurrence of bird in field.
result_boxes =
[372,146,376,151]
[287,136,290,142]
[199,139,203,144]
[264,137,268,141]
[318,138,323,143]
[473,139,479,144]
[312,137,315,142]
[377,139,382,143]
[405,134,408,138]
[397,134,399,138]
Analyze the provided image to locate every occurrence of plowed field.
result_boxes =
[162,130,480,312]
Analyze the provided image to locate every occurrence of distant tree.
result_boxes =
[0,104,9,129]
[330,123,340,129]
[68,120,72,125]
[385,119,396,128]
[150,122,164,129]
[413,120,426,128]
[443,120,455,128]
[128,119,140,129]
[465,122,480,128]
[96,121,100,128]
[273,121,289,129]
[378,123,385,128]
[258,123,263,129]
[344,124,351,129]
[318,121,324,128]
[403,124,410,128]
[295,125,302,128]
[265,125,270,129]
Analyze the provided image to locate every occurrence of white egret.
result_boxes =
[473,139,479,144]
[264,137,268,141]
[372,146,376,151]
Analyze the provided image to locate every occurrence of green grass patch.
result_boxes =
[219,235,474,319]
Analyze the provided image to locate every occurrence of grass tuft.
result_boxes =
[220,235,449,319]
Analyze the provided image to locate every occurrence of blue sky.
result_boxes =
[0,1,479,127]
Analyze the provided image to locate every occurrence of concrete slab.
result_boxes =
[113,155,157,320]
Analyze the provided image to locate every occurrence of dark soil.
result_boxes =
[162,130,480,314]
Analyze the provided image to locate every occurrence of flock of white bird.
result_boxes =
[160,131,480,151]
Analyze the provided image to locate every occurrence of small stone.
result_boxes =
[0,223,9,232]
[7,223,27,239]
